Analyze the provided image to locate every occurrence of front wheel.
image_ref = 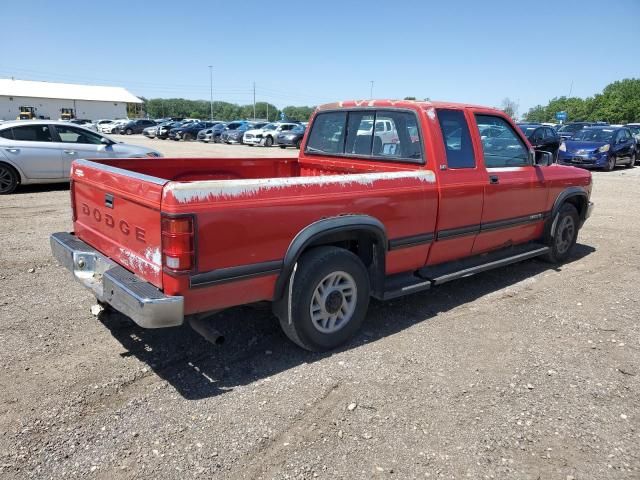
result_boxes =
[183,133,192,141]
[295,139,302,149]
[276,246,370,351]
[604,154,616,171]
[279,145,286,149]
[0,163,19,194]
[542,203,579,263]
[125,128,133,135]
[264,136,274,147]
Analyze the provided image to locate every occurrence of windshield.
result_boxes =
[262,123,277,130]
[628,126,640,135]
[558,124,586,133]
[518,126,537,136]
[291,126,305,133]
[226,122,243,130]
[572,129,614,142]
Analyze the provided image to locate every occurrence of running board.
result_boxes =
[381,272,432,300]
[419,243,549,285]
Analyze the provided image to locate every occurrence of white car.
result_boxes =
[0,120,162,194]
[99,119,129,134]
[243,122,300,147]
[357,118,397,145]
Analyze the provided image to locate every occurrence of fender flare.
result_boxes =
[548,187,589,237]
[273,215,387,300]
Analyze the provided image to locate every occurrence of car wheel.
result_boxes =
[279,145,286,149]
[183,133,192,141]
[276,246,370,352]
[295,139,302,149]
[126,128,133,135]
[0,163,19,195]
[604,154,616,171]
[264,136,274,147]
[542,203,579,263]
[626,152,636,168]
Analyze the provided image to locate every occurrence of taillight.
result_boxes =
[161,215,195,272]
[70,180,77,222]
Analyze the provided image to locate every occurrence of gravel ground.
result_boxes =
[0,143,639,479]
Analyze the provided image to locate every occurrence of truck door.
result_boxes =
[470,112,548,254]
[425,109,485,265]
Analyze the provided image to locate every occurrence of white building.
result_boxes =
[0,78,143,121]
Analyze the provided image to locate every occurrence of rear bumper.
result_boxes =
[50,232,184,328]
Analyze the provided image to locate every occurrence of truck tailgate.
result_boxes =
[71,160,167,288]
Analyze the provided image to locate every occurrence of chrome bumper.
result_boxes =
[50,232,184,328]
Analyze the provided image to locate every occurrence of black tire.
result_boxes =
[604,154,616,171]
[125,128,133,135]
[295,139,302,149]
[0,162,19,194]
[264,136,274,147]
[183,132,192,141]
[276,246,370,352]
[626,152,635,168]
[542,203,580,263]
[279,145,286,149]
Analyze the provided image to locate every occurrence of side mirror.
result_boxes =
[101,137,112,146]
[534,150,553,166]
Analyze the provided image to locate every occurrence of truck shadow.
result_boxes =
[99,243,595,400]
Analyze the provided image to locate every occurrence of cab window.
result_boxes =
[10,125,53,142]
[475,115,529,168]
[55,125,104,145]
[436,109,475,168]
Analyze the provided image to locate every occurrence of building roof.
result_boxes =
[0,78,143,103]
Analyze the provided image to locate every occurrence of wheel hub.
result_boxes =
[325,290,343,314]
[309,271,357,334]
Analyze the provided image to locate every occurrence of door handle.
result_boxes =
[489,175,500,184]
[64,150,77,155]
[5,148,19,153]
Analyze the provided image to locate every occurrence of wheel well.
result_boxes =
[564,195,587,220]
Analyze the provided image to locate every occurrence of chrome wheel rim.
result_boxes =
[0,166,13,192]
[556,215,575,254]
[310,271,357,334]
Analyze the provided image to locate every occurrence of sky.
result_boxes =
[1,0,639,116]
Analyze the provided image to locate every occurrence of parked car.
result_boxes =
[91,119,116,132]
[0,120,162,194]
[115,119,157,135]
[627,124,640,156]
[277,124,306,149]
[197,123,227,143]
[220,121,264,144]
[557,122,603,140]
[69,119,95,131]
[51,99,593,352]
[156,121,184,140]
[243,122,300,147]
[558,126,636,170]
[168,121,218,141]
[517,124,561,160]
[99,119,129,134]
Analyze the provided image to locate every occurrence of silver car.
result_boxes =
[0,120,162,194]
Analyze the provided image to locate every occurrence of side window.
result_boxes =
[306,112,347,154]
[11,125,53,142]
[0,128,14,140]
[475,115,529,168]
[436,109,475,168]
[56,125,103,145]
[345,112,374,155]
[545,128,555,139]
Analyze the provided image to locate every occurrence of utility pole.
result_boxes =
[568,80,573,98]
[266,102,269,122]
[370,80,374,99]
[208,66,214,121]
[253,82,256,120]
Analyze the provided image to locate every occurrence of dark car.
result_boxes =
[220,121,268,144]
[168,121,218,141]
[558,126,636,171]
[556,122,604,140]
[197,122,227,143]
[277,124,306,149]
[518,124,561,160]
[156,121,185,140]
[116,119,157,135]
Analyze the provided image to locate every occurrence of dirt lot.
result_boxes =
[1,140,639,479]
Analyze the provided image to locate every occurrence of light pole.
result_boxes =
[370,80,374,99]
[208,65,213,121]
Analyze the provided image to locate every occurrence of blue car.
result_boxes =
[558,126,636,171]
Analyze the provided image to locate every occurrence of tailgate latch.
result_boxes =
[105,193,114,209]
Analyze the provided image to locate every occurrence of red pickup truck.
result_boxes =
[51,100,593,351]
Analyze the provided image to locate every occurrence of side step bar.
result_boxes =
[380,243,549,299]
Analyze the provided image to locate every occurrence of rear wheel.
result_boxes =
[125,128,133,135]
[295,139,302,149]
[542,203,579,263]
[264,136,274,147]
[626,152,636,168]
[604,154,616,171]
[276,246,370,351]
[183,132,192,141]
[279,145,286,149]
[0,163,19,195]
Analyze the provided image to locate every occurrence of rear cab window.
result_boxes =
[306,109,423,163]
[436,109,475,169]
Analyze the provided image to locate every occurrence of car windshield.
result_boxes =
[572,129,614,142]
[227,123,243,130]
[628,126,640,134]
[291,126,305,133]
[558,124,586,133]
[518,126,537,136]
[262,123,277,130]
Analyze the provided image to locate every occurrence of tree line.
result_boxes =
[523,78,640,124]
[134,98,316,122]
